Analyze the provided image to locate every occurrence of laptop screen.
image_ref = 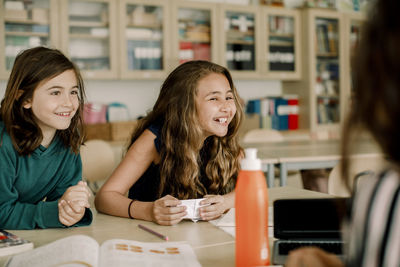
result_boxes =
[273,198,349,239]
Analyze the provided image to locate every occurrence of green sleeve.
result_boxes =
[0,143,92,229]
[44,153,93,228]
[0,144,63,229]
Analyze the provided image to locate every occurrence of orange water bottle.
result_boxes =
[235,148,270,267]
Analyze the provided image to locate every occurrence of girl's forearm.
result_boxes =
[95,191,154,222]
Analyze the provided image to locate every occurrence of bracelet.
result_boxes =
[128,200,135,219]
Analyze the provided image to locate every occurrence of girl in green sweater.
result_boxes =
[0,47,92,229]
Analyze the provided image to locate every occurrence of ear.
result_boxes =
[16,90,32,109]
[23,99,32,109]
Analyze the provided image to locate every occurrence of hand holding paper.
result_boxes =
[179,198,210,222]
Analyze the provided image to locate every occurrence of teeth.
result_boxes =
[57,112,70,116]
[218,118,227,123]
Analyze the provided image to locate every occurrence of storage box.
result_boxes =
[31,8,49,23]
[4,9,28,20]
[85,121,138,141]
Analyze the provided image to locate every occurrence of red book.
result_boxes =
[286,96,299,130]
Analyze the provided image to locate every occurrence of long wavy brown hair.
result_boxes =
[0,46,86,155]
[129,61,244,199]
[341,0,400,189]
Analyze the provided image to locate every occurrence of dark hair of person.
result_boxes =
[341,0,400,189]
[0,46,86,155]
[129,60,244,199]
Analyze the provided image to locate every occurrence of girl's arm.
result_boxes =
[95,130,186,224]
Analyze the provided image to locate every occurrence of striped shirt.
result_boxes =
[344,169,400,267]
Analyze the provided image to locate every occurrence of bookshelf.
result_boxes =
[342,11,365,119]
[59,0,118,79]
[118,0,171,79]
[262,7,301,80]
[282,8,346,134]
[218,4,261,79]
[0,0,59,80]
[170,0,218,69]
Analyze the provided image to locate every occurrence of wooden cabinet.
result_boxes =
[170,0,218,70]
[118,0,171,79]
[283,8,345,133]
[0,0,59,79]
[261,7,301,80]
[219,4,261,79]
[59,0,118,79]
[342,11,365,118]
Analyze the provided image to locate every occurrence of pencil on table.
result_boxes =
[138,224,169,241]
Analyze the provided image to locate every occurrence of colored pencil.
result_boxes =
[138,224,169,241]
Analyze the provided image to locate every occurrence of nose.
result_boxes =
[220,99,231,112]
[62,92,73,107]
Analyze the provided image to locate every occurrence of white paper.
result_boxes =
[179,198,210,222]
[210,207,274,238]
[7,235,99,267]
[7,235,201,267]
[99,239,201,267]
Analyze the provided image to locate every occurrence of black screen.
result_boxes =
[273,198,349,239]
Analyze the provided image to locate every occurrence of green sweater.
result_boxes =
[0,121,92,229]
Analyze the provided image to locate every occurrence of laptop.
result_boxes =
[272,197,349,265]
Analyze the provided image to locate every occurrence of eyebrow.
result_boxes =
[205,89,233,97]
[46,85,79,90]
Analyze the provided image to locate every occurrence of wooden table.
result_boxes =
[1,187,332,267]
[243,138,382,187]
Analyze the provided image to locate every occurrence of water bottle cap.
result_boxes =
[241,148,262,170]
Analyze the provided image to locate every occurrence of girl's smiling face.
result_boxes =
[195,73,237,138]
[23,69,79,145]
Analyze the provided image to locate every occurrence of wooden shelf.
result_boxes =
[69,33,109,39]
[5,19,49,25]
[5,31,49,37]
[69,21,108,28]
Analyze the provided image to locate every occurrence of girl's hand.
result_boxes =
[58,181,91,226]
[152,195,186,226]
[60,181,91,211]
[199,194,227,221]
[58,199,86,226]
[285,247,344,267]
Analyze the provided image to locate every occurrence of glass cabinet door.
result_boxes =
[171,0,217,68]
[60,0,118,79]
[263,8,301,80]
[343,12,365,119]
[314,16,341,127]
[119,0,170,79]
[219,5,260,78]
[0,0,59,79]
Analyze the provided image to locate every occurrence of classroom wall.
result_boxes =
[0,79,281,120]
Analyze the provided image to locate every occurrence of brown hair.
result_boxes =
[0,46,86,155]
[129,60,243,199]
[341,0,400,189]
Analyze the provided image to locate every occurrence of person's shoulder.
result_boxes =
[0,121,14,150]
[147,118,163,137]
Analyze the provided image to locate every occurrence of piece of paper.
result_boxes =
[210,207,274,238]
[215,207,274,227]
[179,198,210,222]
[99,239,201,267]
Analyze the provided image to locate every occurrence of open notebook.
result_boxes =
[272,198,349,265]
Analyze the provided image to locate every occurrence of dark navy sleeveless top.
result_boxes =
[128,121,163,202]
[128,120,214,202]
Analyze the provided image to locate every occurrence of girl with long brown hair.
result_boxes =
[96,60,243,225]
[0,47,92,229]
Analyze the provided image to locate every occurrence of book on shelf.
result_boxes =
[6,234,201,267]
[0,230,33,257]
[246,95,298,131]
